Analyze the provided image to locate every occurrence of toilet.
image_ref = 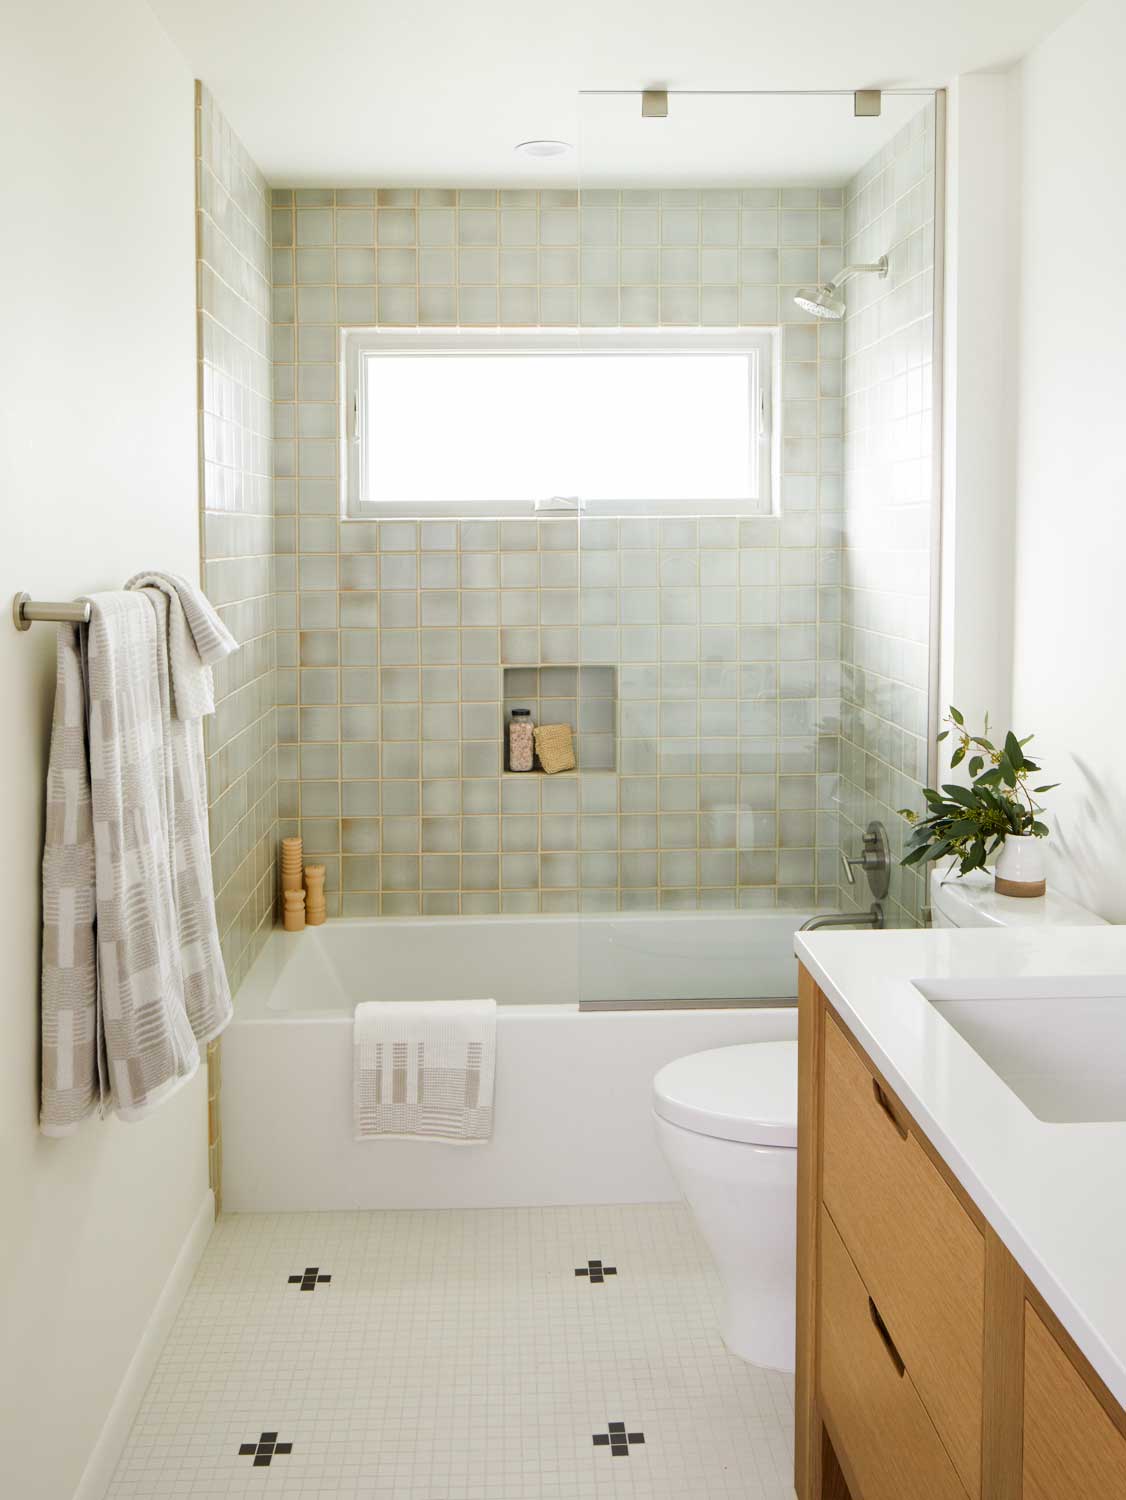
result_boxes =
[653,1040,798,1371]
[927,863,1106,929]
[654,864,1105,1375]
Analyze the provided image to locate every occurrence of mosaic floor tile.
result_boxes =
[106,1202,795,1498]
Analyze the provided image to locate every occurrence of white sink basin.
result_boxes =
[914,976,1126,1124]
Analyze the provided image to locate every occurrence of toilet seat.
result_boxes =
[653,1041,797,1149]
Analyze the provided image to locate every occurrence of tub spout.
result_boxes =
[798,902,885,932]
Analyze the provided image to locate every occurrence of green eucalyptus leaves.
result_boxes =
[898,708,1058,876]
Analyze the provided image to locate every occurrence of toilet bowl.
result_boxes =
[653,1040,797,1372]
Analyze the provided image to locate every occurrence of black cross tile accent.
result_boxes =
[593,1422,645,1457]
[238,1432,293,1467]
[574,1259,617,1284]
[288,1266,331,1291]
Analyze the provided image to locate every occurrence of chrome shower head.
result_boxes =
[793,284,847,320]
[793,254,888,321]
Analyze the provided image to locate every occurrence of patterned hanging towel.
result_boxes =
[353,1000,496,1142]
[123,569,239,719]
[40,590,234,1135]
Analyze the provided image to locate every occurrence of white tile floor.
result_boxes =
[107,1204,795,1499]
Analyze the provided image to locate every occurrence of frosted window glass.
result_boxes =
[362,354,757,506]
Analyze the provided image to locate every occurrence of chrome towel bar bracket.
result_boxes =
[12,593,92,631]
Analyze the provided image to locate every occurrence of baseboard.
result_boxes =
[73,1189,215,1500]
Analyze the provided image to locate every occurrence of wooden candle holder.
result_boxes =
[304,864,326,926]
[280,835,304,893]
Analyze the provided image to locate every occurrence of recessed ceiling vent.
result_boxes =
[514,139,572,159]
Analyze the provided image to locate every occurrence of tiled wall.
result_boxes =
[270,186,848,916]
[839,101,938,926]
[196,83,278,992]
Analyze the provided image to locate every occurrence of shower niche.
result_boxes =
[502,666,617,774]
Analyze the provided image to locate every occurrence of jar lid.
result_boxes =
[512,709,531,716]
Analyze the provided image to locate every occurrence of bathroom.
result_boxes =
[4,0,1126,1495]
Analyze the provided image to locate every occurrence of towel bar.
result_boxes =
[12,593,92,631]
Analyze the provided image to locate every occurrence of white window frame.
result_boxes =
[340,327,779,520]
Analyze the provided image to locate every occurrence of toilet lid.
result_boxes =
[653,1041,798,1147]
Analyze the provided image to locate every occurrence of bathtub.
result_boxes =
[221,912,804,1213]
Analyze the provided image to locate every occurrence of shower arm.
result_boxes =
[828,255,888,291]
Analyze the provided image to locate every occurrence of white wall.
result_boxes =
[1008,0,1126,919]
[940,74,1017,734]
[0,3,210,1497]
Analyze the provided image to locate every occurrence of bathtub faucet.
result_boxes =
[798,902,885,932]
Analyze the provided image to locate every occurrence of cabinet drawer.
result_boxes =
[819,1206,969,1500]
[1024,1304,1126,1498]
[822,1014,985,1497]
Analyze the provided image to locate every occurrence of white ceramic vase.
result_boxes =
[994,833,1046,898]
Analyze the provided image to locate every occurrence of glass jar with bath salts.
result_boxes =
[508,709,535,772]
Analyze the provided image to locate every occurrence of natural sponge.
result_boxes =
[533,722,576,775]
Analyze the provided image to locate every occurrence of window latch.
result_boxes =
[534,496,585,512]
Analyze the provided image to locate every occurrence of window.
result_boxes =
[341,329,778,519]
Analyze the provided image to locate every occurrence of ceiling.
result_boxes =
[149,0,1082,185]
[576,93,932,187]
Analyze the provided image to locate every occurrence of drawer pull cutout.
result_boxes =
[869,1297,905,1377]
[872,1077,908,1139]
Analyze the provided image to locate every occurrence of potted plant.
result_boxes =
[898,708,1058,897]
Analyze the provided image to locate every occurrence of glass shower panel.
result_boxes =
[571,90,941,1006]
[834,95,940,930]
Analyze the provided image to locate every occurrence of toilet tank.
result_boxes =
[929,864,1106,929]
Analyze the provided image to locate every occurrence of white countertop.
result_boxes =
[795,923,1126,1409]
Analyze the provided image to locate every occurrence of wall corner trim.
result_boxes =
[71,1189,215,1500]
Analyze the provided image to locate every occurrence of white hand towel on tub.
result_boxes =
[353,1000,496,1142]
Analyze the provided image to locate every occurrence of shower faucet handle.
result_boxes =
[839,823,892,901]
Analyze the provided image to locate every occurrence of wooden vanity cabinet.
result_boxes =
[796,964,1126,1500]
[1023,1304,1126,1498]
[822,1011,985,1494]
[818,1205,968,1500]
